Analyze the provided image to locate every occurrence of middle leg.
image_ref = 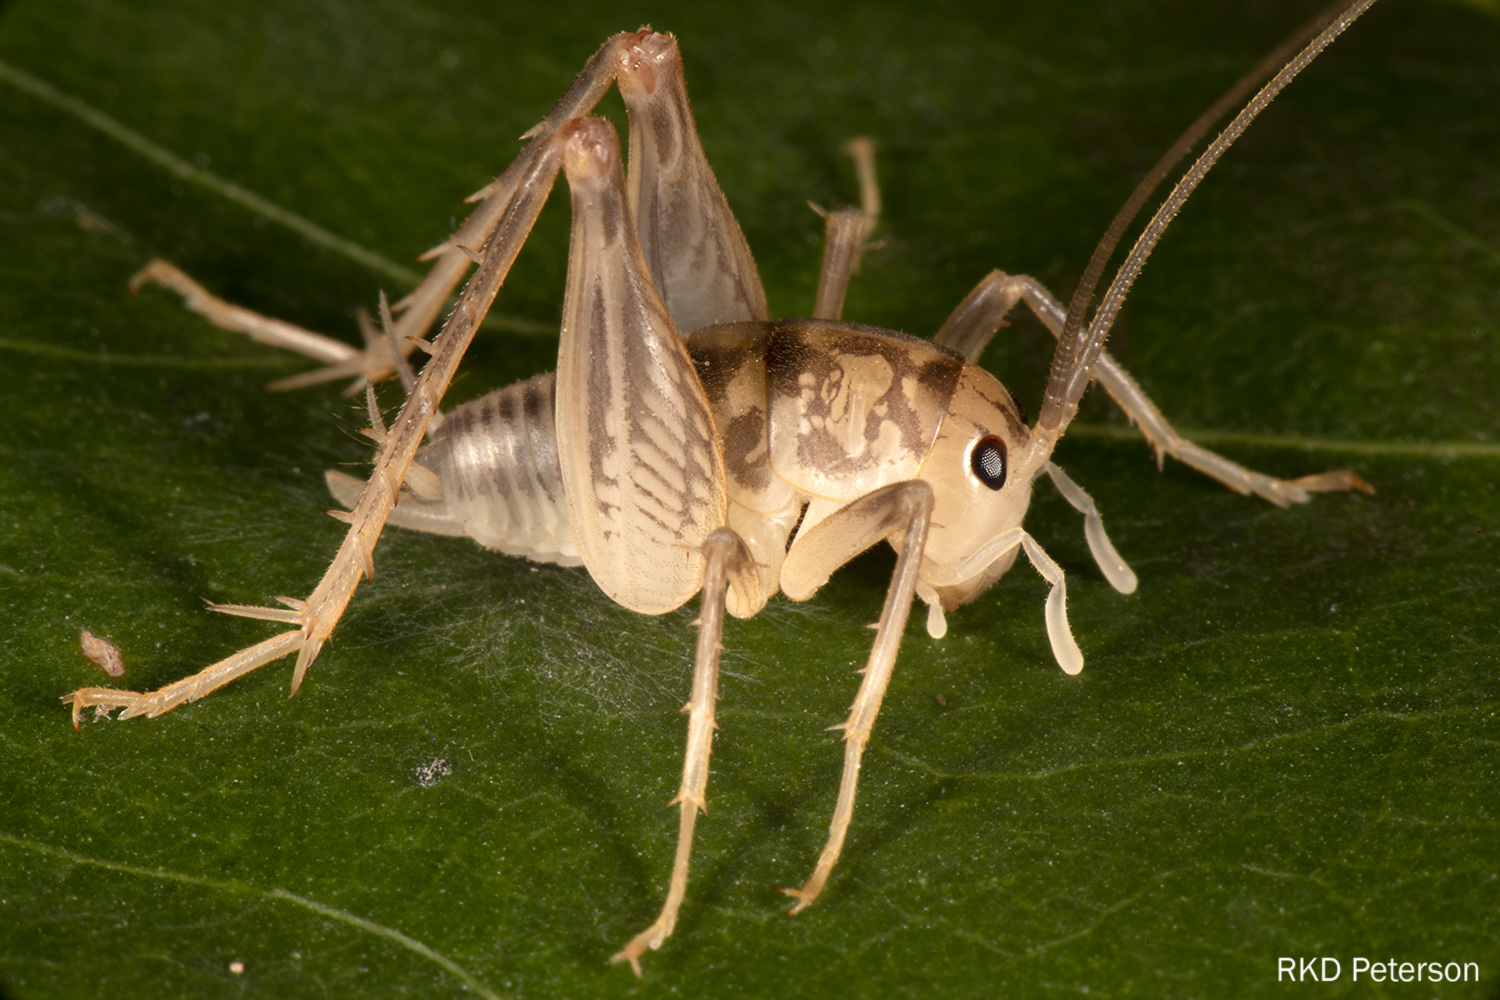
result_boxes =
[610,529,754,977]
[810,137,883,321]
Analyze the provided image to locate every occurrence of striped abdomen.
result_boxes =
[371,373,582,567]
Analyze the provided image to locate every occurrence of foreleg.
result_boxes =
[935,271,1372,507]
[777,480,934,913]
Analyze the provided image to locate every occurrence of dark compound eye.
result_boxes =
[969,435,1007,490]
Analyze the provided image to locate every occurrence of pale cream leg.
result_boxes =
[611,530,753,978]
[131,32,683,396]
[128,259,401,391]
[810,207,865,321]
[842,137,881,245]
[64,125,573,720]
[809,138,882,321]
[936,271,1373,507]
[131,259,436,395]
[777,481,934,914]
[130,260,356,365]
[63,629,303,727]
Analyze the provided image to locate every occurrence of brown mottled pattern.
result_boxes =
[765,320,964,501]
[584,279,621,530]
[986,373,1030,442]
[685,322,791,513]
[720,410,770,493]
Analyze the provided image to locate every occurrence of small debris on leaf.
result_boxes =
[415,758,452,788]
[79,629,126,677]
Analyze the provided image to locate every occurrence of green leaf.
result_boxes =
[2,1,1497,997]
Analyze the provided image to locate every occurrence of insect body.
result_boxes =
[66,4,1378,975]
[366,319,1046,633]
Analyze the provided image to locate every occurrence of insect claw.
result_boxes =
[325,509,355,525]
[779,885,816,915]
[1289,470,1375,497]
[608,949,645,981]
[456,243,484,265]
[405,335,435,356]
[64,693,83,731]
[126,265,155,295]
[63,688,144,730]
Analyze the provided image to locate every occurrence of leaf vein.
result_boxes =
[0,830,505,1000]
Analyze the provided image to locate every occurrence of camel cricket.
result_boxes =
[66,0,1377,975]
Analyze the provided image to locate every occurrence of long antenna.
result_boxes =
[1029,0,1379,458]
